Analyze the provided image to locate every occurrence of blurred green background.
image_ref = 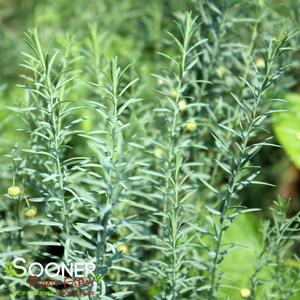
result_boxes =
[0,0,300,298]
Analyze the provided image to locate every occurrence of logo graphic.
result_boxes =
[5,260,22,278]
[5,257,97,297]
[5,257,96,278]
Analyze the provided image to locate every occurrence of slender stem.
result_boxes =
[160,15,194,299]
[210,16,260,187]
[209,221,224,300]
[162,14,189,232]
[46,68,70,260]
[208,65,269,299]
[92,60,122,298]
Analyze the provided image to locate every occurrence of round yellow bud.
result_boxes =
[240,288,251,298]
[8,186,21,199]
[169,90,178,99]
[117,245,128,255]
[255,57,265,69]
[24,206,37,218]
[158,79,165,86]
[217,65,226,78]
[154,147,164,159]
[178,99,187,111]
[186,121,197,132]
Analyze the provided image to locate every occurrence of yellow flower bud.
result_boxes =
[24,206,37,218]
[158,79,165,86]
[240,288,251,298]
[117,245,128,255]
[8,186,21,199]
[255,57,265,69]
[169,90,178,99]
[178,99,187,111]
[186,121,197,132]
[154,147,164,159]
[217,65,226,78]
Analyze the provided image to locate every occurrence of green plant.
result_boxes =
[250,198,300,299]
[203,30,290,300]
[144,12,206,299]
[81,57,143,297]
[0,28,82,296]
[1,1,300,300]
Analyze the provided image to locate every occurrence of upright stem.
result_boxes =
[160,14,195,299]
[162,15,189,232]
[46,73,70,260]
[208,81,264,299]
[208,220,224,300]
[210,14,260,186]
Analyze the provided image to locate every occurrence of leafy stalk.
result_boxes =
[207,32,289,299]
[150,12,204,299]
[85,58,141,298]
[20,29,81,261]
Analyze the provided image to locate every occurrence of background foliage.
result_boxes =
[1,0,300,299]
